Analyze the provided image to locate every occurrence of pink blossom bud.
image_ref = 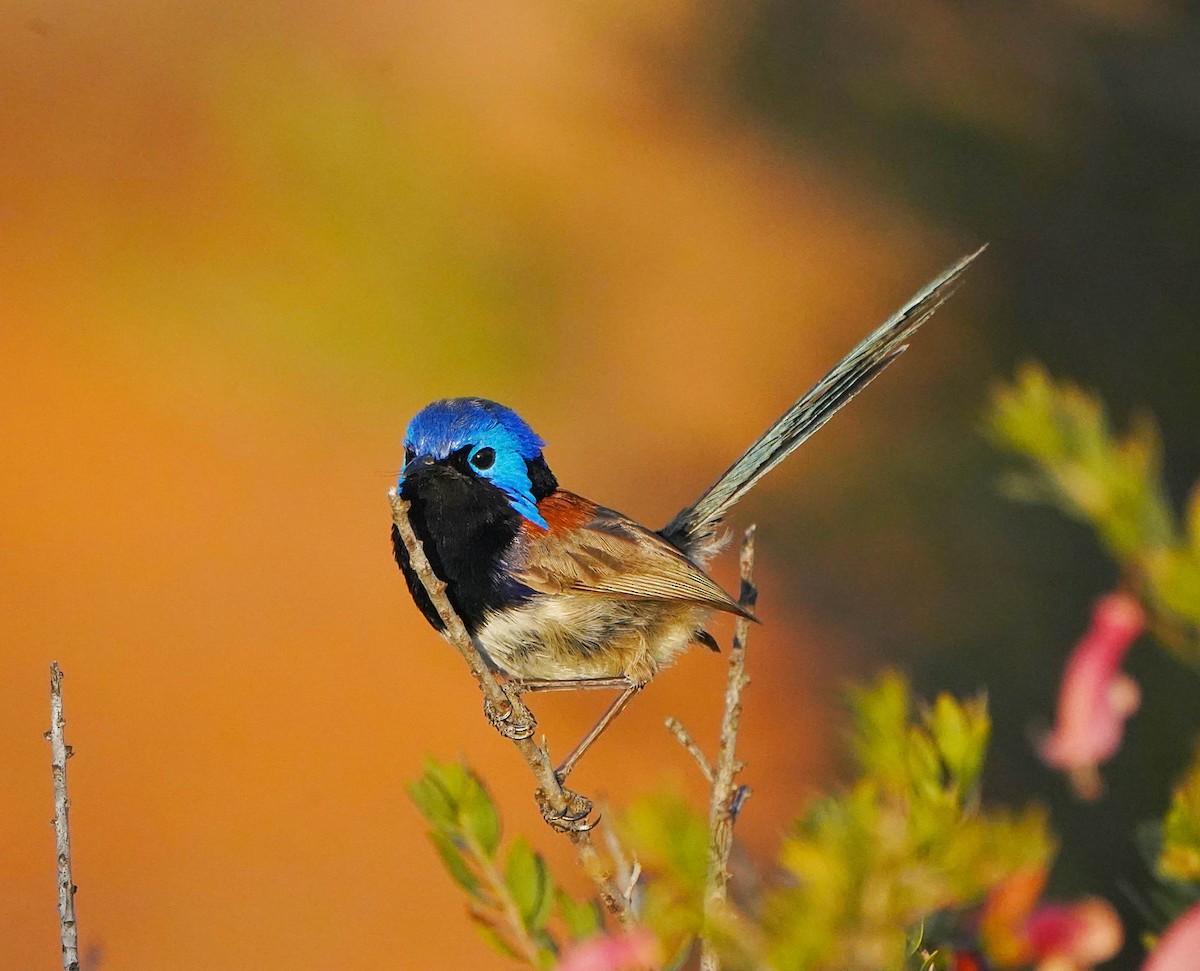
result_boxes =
[556,930,661,971]
[1024,898,1123,969]
[1038,592,1145,800]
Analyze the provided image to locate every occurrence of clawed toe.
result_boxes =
[483,695,536,740]
[536,788,598,833]
[557,800,591,823]
[544,808,600,833]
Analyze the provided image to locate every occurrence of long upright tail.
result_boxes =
[661,246,986,556]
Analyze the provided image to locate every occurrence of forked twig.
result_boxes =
[48,662,80,971]
[664,717,713,783]
[666,526,757,971]
[702,525,757,969]
[389,491,634,923]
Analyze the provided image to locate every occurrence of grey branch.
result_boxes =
[388,491,634,924]
[701,526,757,971]
[48,662,80,971]
[664,716,713,783]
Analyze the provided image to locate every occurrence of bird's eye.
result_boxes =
[404,446,416,466]
[470,447,496,471]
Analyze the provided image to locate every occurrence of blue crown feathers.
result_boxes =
[401,398,549,527]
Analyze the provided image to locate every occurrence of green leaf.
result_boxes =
[986,365,1177,554]
[408,760,459,826]
[556,889,603,941]
[470,916,523,961]
[928,693,990,796]
[1160,749,1200,882]
[459,771,502,858]
[505,838,553,931]
[409,758,502,856]
[905,919,926,957]
[906,725,943,799]
[533,930,559,967]
[850,672,911,793]
[1149,549,1200,627]
[430,831,482,899]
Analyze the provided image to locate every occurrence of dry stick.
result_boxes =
[602,818,641,904]
[664,716,713,784]
[701,526,757,971]
[48,662,80,971]
[388,491,633,924]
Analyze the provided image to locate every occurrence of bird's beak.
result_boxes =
[398,453,436,487]
[404,454,435,475]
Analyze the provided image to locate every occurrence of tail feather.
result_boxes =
[662,246,985,555]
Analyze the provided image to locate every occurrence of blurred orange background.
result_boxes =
[4,1,1199,968]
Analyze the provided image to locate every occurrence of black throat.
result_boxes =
[392,454,557,634]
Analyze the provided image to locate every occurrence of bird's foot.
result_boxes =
[483,689,536,740]
[536,786,598,833]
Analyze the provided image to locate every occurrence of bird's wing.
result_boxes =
[511,492,754,619]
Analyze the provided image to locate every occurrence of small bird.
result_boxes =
[393,248,983,778]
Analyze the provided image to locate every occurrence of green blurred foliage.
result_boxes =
[762,673,1051,971]
[988,364,1200,668]
[619,791,710,952]
[1159,752,1200,885]
[408,759,599,968]
[414,678,1061,970]
[1140,747,1200,947]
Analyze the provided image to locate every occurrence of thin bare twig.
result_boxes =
[48,662,80,971]
[664,716,713,783]
[389,491,633,924]
[701,526,757,971]
[602,813,642,908]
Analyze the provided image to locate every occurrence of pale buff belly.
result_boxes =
[472,595,711,685]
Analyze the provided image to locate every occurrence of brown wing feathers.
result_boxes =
[515,492,755,620]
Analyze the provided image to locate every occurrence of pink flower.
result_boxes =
[556,931,661,971]
[1024,899,1124,970]
[1038,592,1145,800]
[981,868,1123,970]
[1143,900,1200,971]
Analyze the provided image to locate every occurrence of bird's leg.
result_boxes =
[509,676,631,694]
[484,676,630,742]
[555,684,643,782]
